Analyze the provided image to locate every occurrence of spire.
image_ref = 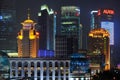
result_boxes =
[27,8,30,20]
[21,8,36,25]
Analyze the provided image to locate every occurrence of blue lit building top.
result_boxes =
[70,53,89,77]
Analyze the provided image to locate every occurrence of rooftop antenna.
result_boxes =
[27,8,30,20]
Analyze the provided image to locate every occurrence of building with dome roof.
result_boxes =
[17,14,39,58]
[88,28,110,75]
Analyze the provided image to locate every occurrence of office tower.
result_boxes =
[70,53,89,80]
[55,35,78,58]
[61,6,82,50]
[88,28,110,71]
[90,9,115,67]
[90,9,114,45]
[98,9,114,45]
[0,0,17,54]
[17,14,39,58]
[38,5,56,51]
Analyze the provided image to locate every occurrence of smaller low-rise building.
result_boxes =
[9,58,70,80]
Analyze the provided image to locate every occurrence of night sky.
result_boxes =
[2,0,120,64]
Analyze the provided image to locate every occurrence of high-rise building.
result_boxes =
[90,9,114,45]
[70,53,90,79]
[38,5,56,51]
[90,10,99,30]
[88,28,110,72]
[0,0,17,54]
[55,35,78,58]
[61,6,82,50]
[90,9,115,67]
[17,14,39,58]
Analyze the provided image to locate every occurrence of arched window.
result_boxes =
[55,62,58,67]
[49,62,52,67]
[31,62,34,67]
[18,62,22,67]
[12,62,16,69]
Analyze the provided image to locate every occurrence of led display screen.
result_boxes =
[101,21,114,45]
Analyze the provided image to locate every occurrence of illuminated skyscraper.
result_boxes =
[0,0,17,54]
[61,6,82,50]
[17,14,39,58]
[88,28,110,71]
[90,9,115,67]
[55,35,78,58]
[38,5,56,51]
[90,9,114,45]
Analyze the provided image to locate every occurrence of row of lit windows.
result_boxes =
[16,67,68,70]
[11,69,69,77]
[15,77,69,80]
[11,62,69,66]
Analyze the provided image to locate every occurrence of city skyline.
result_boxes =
[1,1,120,79]
[15,0,120,45]
[15,0,120,65]
[1,0,120,61]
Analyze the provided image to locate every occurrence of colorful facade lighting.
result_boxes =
[17,12,39,58]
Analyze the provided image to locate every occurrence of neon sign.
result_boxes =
[97,9,114,16]
[97,10,101,16]
[103,9,114,15]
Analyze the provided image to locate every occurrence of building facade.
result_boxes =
[9,58,70,80]
[90,9,114,45]
[88,28,110,72]
[17,15,39,58]
[55,35,78,58]
[90,9,115,68]
[70,53,90,79]
[90,10,99,30]
[0,9,17,53]
[0,51,10,79]
[61,6,82,50]
[38,5,56,51]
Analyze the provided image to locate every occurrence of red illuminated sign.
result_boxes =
[98,10,101,16]
[103,9,114,15]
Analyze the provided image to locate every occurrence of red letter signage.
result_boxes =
[103,9,114,15]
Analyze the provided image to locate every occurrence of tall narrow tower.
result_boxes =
[90,10,98,30]
[17,13,39,58]
[38,5,56,51]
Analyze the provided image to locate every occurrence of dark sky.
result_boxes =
[16,0,120,24]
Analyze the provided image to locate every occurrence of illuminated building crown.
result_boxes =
[21,9,36,29]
